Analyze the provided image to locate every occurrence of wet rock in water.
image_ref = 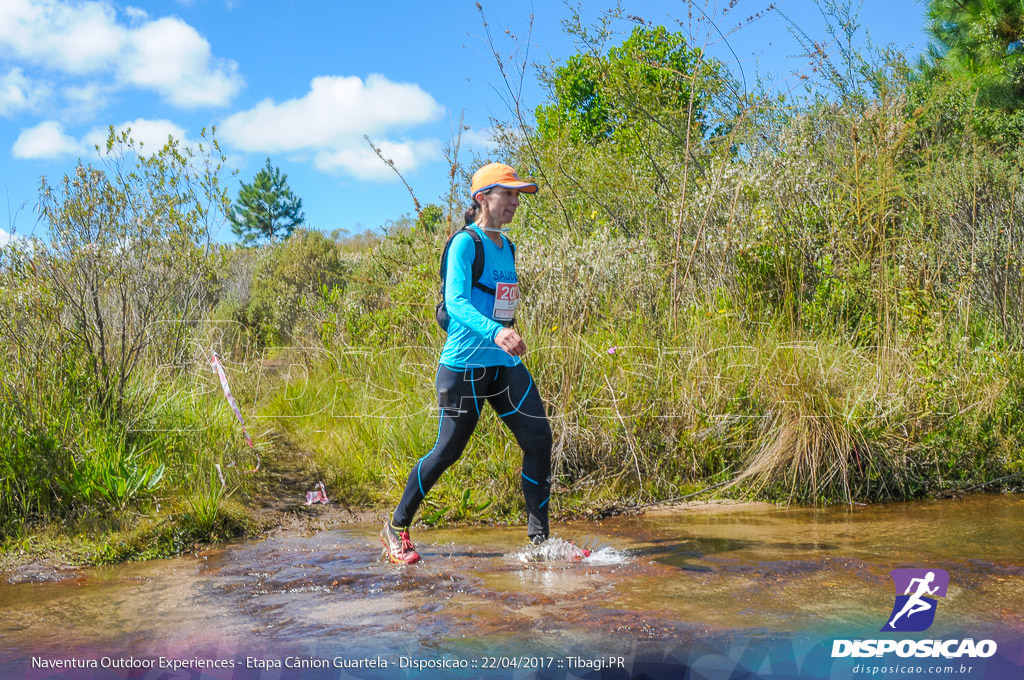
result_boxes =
[3,560,82,584]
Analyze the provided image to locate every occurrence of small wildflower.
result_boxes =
[608,346,619,354]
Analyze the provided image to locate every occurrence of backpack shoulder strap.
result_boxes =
[465,228,495,295]
[465,228,485,287]
[438,228,464,293]
[440,227,495,296]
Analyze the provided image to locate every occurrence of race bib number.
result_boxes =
[493,282,519,320]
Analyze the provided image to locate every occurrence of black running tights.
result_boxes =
[391,363,552,539]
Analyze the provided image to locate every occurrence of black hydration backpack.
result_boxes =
[435,227,516,332]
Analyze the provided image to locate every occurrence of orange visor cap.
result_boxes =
[470,163,539,198]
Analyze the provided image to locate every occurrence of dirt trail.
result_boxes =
[245,427,378,534]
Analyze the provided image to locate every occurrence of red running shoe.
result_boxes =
[380,521,420,564]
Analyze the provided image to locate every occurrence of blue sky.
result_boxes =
[0,1,929,246]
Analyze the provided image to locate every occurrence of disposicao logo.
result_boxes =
[882,568,949,632]
[831,567,998,660]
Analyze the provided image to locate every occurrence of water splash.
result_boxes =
[507,537,631,565]
[581,543,632,566]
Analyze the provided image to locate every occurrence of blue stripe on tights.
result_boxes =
[470,367,479,415]
[499,371,533,418]
[522,472,539,485]
[539,496,549,509]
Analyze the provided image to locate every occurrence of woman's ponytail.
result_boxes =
[464,188,492,226]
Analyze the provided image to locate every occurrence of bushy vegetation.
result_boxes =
[3,2,1023,560]
[210,227,353,351]
[0,130,257,546]
[274,3,1024,515]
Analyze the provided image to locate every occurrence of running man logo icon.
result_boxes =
[882,568,950,632]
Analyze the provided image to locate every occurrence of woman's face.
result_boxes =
[478,186,520,225]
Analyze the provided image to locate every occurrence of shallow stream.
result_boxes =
[2,495,1022,678]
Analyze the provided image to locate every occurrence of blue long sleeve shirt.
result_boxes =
[439,225,521,369]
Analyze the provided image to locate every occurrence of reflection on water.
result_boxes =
[1,495,1022,663]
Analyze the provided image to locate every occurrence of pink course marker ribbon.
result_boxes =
[210,352,260,472]
[305,481,330,505]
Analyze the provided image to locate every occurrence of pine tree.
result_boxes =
[927,0,1024,108]
[229,158,305,245]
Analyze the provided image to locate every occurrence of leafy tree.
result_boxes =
[415,203,445,233]
[229,157,305,245]
[535,26,720,148]
[11,127,228,417]
[927,0,1024,108]
[536,52,609,144]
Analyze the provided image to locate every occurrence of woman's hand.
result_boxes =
[494,327,527,357]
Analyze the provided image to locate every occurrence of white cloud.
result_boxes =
[0,0,125,74]
[220,74,443,179]
[13,118,188,160]
[12,120,84,159]
[124,6,148,23]
[0,0,241,109]
[221,75,442,150]
[313,139,441,180]
[62,82,111,119]
[84,118,188,153]
[122,17,241,107]
[0,68,51,117]
[460,125,497,153]
[0,229,14,247]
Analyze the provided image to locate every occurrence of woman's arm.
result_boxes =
[445,233,504,342]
